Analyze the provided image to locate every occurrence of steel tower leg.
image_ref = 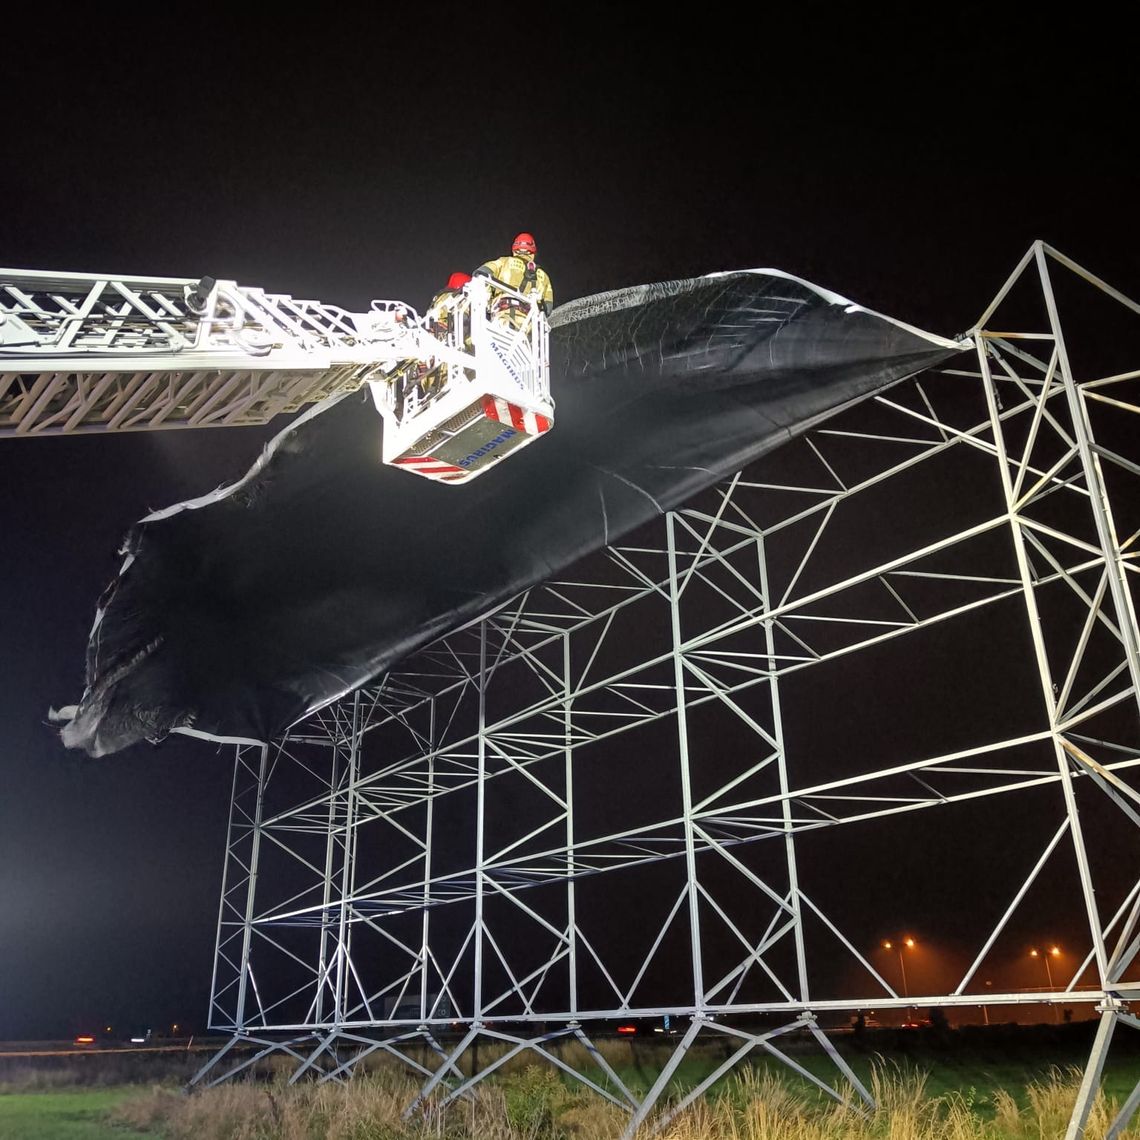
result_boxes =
[975,242,1140,1137]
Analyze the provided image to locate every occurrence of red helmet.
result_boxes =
[446,271,471,291]
[511,232,537,257]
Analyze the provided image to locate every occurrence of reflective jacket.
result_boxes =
[474,254,553,316]
[426,287,462,330]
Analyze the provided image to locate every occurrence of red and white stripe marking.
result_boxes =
[481,396,551,435]
[391,456,469,482]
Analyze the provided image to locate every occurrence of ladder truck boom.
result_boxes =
[0,268,553,484]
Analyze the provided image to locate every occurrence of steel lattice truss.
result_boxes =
[0,269,386,435]
[194,244,1140,1139]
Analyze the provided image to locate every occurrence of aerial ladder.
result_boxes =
[0,268,553,484]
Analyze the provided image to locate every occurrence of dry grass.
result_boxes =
[658,1063,1137,1140]
[107,1058,1140,1139]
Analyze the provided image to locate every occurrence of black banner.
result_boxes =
[58,271,965,755]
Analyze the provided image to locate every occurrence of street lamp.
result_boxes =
[882,936,916,1020]
[1030,946,1062,1022]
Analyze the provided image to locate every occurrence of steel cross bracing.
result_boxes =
[192,244,1140,1139]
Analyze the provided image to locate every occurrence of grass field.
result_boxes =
[1,1028,1138,1138]
[0,1087,160,1139]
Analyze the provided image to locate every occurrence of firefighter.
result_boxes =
[426,271,472,338]
[421,272,473,394]
[473,233,553,329]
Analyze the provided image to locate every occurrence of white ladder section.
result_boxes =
[0,268,552,483]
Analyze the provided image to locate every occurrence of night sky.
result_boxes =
[1,9,1137,1040]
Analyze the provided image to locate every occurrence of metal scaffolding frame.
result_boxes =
[192,243,1139,1138]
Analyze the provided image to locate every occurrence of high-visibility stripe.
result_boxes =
[392,456,462,470]
[479,394,551,435]
[392,456,467,477]
[519,409,551,434]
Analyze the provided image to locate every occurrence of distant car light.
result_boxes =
[616,1025,637,1035]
